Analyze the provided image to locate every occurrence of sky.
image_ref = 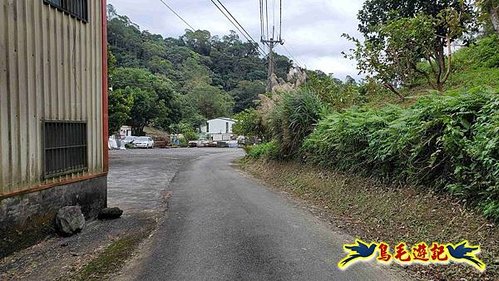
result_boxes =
[108,0,365,79]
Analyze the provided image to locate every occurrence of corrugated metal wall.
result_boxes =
[0,0,104,196]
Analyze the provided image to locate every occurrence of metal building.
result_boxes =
[0,0,108,257]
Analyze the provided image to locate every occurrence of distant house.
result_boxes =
[201,118,236,141]
[0,0,108,257]
[120,126,132,137]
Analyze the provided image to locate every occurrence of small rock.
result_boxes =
[98,207,123,220]
[494,259,499,265]
[55,206,85,236]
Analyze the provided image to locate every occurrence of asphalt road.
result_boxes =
[130,149,404,281]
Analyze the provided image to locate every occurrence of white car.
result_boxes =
[134,136,154,149]
[122,136,137,145]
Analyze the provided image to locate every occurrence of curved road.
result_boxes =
[131,149,404,281]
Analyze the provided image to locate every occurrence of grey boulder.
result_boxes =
[55,206,85,236]
[98,207,123,220]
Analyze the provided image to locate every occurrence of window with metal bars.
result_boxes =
[43,0,88,22]
[43,121,88,179]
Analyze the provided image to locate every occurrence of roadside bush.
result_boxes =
[178,135,189,147]
[233,109,268,141]
[180,123,199,141]
[303,105,402,178]
[246,141,280,160]
[268,89,328,159]
[303,88,499,219]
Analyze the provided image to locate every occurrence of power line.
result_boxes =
[272,0,275,38]
[210,0,267,56]
[157,0,196,31]
[281,44,303,68]
[214,0,262,48]
[279,0,282,41]
[210,0,266,56]
[265,0,269,40]
[259,0,265,40]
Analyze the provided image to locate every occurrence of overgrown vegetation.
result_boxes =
[343,0,477,97]
[245,140,280,160]
[244,24,498,222]
[303,88,499,219]
[232,108,268,142]
[267,90,328,158]
[241,0,499,227]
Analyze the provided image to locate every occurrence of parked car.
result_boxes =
[122,136,137,145]
[134,136,154,148]
[188,140,199,147]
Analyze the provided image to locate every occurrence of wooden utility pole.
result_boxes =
[262,34,283,92]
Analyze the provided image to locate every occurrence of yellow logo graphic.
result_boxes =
[338,239,485,272]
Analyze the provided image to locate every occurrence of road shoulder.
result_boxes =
[237,158,498,281]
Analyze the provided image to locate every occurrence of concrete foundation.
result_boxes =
[0,175,107,258]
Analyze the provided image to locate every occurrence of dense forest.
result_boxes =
[106,5,292,136]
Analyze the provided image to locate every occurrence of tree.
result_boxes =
[107,50,134,135]
[108,88,134,135]
[110,68,180,134]
[357,0,476,39]
[112,87,159,136]
[231,80,266,113]
[305,71,362,109]
[187,85,234,120]
[477,0,499,34]
[345,0,476,96]
[273,54,294,81]
[174,94,207,128]
[233,109,268,140]
[181,30,212,56]
[209,31,266,91]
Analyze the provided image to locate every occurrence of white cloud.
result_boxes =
[108,0,365,79]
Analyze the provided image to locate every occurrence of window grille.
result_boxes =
[43,0,88,22]
[43,121,88,179]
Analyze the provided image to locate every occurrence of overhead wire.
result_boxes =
[281,44,303,68]
[157,0,196,31]
[259,0,265,41]
[265,0,269,40]
[272,0,276,39]
[157,0,267,59]
[279,0,282,41]
[214,0,261,48]
[210,0,267,56]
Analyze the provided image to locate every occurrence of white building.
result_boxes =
[120,126,132,137]
[201,118,236,141]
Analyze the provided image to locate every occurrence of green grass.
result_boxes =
[447,68,499,90]
[74,236,142,280]
[67,226,154,281]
